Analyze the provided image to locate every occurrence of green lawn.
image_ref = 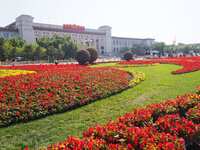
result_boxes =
[1,64,200,150]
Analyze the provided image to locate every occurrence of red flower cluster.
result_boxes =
[119,56,200,74]
[47,91,200,150]
[48,126,185,150]
[186,103,200,124]
[155,114,199,139]
[0,64,131,127]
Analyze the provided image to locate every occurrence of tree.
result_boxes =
[86,48,98,63]
[0,38,5,61]
[9,38,25,48]
[10,47,17,59]
[23,44,35,60]
[62,41,77,59]
[0,37,26,61]
[152,42,166,56]
[2,40,13,60]
[46,46,57,62]
[37,35,78,60]
[54,48,64,60]
[131,44,149,56]
[36,37,51,49]
[34,46,46,60]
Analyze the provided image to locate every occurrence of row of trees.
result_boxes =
[120,42,200,57]
[151,42,200,56]
[0,36,78,61]
[120,44,150,56]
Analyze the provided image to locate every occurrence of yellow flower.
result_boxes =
[0,69,35,77]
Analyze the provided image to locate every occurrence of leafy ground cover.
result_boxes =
[0,63,200,149]
[0,64,134,127]
[119,56,200,74]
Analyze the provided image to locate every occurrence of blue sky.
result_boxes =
[0,0,199,44]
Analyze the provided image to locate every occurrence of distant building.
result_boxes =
[0,15,155,56]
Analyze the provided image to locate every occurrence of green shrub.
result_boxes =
[87,48,98,64]
[76,50,90,65]
[124,52,133,61]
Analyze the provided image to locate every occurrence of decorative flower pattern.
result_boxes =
[0,64,136,127]
[46,89,200,150]
[119,56,200,74]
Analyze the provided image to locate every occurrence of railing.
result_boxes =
[0,58,121,66]
[0,60,77,66]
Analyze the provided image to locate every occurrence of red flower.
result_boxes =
[119,56,200,74]
[0,65,132,127]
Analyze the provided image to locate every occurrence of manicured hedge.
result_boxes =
[75,50,90,65]
[86,48,98,64]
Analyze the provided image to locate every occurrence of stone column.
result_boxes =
[98,26,112,56]
[16,15,35,43]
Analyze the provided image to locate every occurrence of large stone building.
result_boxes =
[0,15,155,56]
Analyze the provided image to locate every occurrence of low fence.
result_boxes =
[0,58,121,66]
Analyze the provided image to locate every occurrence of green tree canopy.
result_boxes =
[37,35,78,60]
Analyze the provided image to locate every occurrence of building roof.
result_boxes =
[0,27,18,32]
[5,22,17,29]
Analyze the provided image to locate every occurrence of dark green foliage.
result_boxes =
[9,38,25,48]
[34,46,46,60]
[37,35,78,60]
[23,44,35,60]
[86,48,98,63]
[62,42,77,59]
[0,35,78,61]
[0,38,5,61]
[76,50,90,65]
[123,52,133,61]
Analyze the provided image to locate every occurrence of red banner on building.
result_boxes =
[63,24,85,32]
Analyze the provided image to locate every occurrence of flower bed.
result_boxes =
[47,89,200,150]
[0,69,35,77]
[0,64,140,127]
[119,56,200,74]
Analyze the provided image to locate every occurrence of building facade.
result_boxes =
[0,15,155,56]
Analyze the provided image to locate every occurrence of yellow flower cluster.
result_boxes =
[0,69,35,78]
[189,93,200,99]
[129,71,145,87]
